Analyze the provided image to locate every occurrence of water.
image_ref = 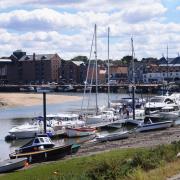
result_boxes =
[0,92,137,160]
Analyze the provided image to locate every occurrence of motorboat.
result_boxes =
[96,130,129,142]
[9,134,74,163]
[157,106,180,120]
[136,119,172,132]
[66,127,96,137]
[0,158,27,173]
[46,113,85,128]
[36,86,54,93]
[145,95,178,114]
[8,118,60,139]
[110,97,146,109]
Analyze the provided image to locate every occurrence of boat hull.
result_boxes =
[0,158,27,173]
[136,121,172,132]
[96,131,129,142]
[66,127,96,137]
[9,145,72,163]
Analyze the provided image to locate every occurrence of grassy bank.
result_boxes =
[2,141,180,180]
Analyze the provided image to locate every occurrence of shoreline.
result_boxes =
[76,125,180,157]
[0,93,82,108]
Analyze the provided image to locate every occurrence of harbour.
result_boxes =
[0,92,135,161]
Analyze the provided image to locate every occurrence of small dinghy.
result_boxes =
[9,134,73,163]
[0,158,27,173]
[96,131,129,142]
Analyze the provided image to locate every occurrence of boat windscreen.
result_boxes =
[150,98,163,103]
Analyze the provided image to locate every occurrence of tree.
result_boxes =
[71,56,88,63]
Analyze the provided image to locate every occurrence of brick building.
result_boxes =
[60,60,86,84]
[1,50,61,84]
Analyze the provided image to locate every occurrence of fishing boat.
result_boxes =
[9,134,73,163]
[66,127,96,137]
[136,119,172,132]
[0,158,27,173]
[96,130,129,142]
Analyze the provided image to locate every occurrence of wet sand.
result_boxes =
[0,93,82,108]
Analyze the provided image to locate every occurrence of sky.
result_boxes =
[0,0,179,60]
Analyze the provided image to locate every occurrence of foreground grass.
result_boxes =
[2,141,180,180]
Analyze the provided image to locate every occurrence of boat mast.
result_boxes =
[166,44,169,94]
[43,92,47,134]
[107,27,110,108]
[131,37,135,120]
[95,24,98,115]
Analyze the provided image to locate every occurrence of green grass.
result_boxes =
[2,141,180,180]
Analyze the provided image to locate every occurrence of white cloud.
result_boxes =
[0,0,179,60]
[176,6,180,10]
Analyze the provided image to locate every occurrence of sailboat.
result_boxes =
[81,25,117,125]
[128,39,173,132]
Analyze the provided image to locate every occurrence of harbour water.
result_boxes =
[0,92,146,160]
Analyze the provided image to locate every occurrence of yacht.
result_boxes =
[145,95,179,120]
[8,120,56,139]
[46,113,85,127]
[8,117,65,139]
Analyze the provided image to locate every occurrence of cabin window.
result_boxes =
[40,138,44,143]
[34,138,40,144]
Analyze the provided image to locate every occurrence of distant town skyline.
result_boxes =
[0,0,179,60]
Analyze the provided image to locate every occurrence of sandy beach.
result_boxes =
[0,93,82,108]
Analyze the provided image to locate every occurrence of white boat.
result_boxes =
[0,158,27,173]
[46,113,85,127]
[158,106,180,120]
[36,86,54,93]
[136,120,172,132]
[96,131,129,142]
[8,119,57,139]
[145,95,178,115]
[66,127,96,137]
[85,110,118,125]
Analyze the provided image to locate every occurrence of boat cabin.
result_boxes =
[17,134,55,153]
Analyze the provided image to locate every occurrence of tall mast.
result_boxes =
[166,44,169,84]
[107,27,110,108]
[95,24,98,115]
[131,37,135,120]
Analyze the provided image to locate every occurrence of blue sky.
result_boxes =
[0,0,179,60]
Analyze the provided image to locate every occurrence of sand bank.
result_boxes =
[0,93,82,108]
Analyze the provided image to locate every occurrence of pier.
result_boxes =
[0,83,168,93]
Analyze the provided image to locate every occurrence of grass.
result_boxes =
[2,141,180,180]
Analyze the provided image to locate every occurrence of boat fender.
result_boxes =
[39,146,44,150]
[24,161,29,168]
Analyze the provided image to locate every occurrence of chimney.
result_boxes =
[33,53,35,61]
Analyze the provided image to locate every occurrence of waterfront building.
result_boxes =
[60,60,86,84]
[2,50,61,84]
[143,57,180,83]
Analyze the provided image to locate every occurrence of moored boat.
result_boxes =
[0,158,27,173]
[9,134,73,163]
[66,127,96,137]
[136,120,172,132]
[96,130,129,142]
